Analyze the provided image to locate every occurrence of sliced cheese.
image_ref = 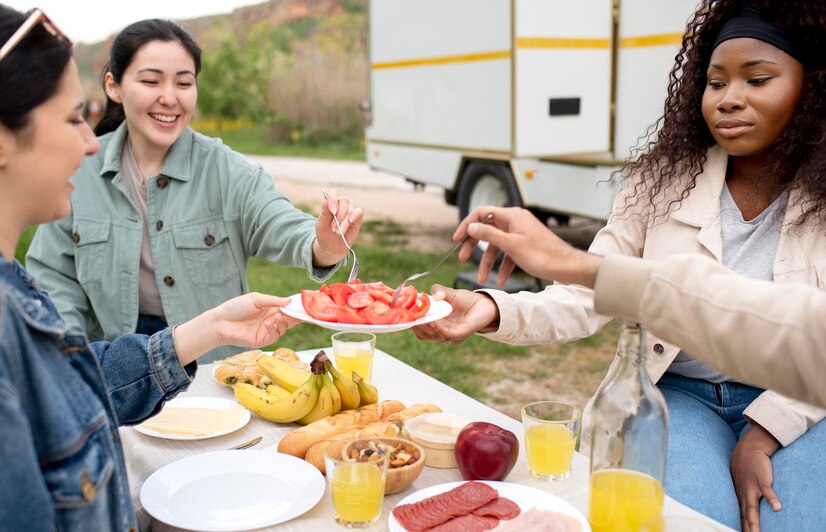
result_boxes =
[139,405,246,436]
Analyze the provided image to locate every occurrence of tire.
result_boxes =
[457,162,522,264]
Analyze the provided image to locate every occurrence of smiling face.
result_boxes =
[702,38,805,161]
[105,39,197,160]
[0,59,99,231]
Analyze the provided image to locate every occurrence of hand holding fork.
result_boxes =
[320,189,360,282]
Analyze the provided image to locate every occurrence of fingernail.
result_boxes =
[329,201,338,215]
[468,223,479,235]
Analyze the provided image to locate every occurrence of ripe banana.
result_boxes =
[324,356,361,411]
[265,384,291,399]
[234,373,322,423]
[258,355,311,392]
[297,373,342,425]
[352,371,379,406]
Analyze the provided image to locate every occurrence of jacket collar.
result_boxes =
[669,145,728,228]
[98,122,193,182]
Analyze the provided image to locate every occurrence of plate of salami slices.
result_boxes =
[388,480,590,532]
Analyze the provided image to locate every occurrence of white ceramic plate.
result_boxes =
[281,293,452,333]
[388,480,591,531]
[141,450,325,531]
[134,397,250,441]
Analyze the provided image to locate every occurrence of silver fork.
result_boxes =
[321,188,359,282]
[390,213,494,307]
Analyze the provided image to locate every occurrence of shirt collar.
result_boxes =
[98,122,193,183]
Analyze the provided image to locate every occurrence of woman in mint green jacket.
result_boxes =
[26,19,362,362]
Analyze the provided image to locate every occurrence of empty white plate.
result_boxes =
[141,450,325,531]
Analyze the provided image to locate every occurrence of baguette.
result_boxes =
[304,420,404,473]
[277,399,406,458]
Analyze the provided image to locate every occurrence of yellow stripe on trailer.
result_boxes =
[372,50,510,70]
[372,32,683,70]
[517,37,610,49]
[620,32,684,48]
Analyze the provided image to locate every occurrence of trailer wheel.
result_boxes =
[457,163,522,264]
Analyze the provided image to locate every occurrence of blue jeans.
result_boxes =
[658,373,826,531]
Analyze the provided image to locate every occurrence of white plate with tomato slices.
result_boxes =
[281,281,452,333]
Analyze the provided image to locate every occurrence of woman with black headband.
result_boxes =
[0,5,300,529]
[417,0,826,529]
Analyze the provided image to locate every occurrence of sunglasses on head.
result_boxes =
[0,8,71,64]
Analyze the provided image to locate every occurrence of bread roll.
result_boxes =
[304,420,404,473]
[277,400,405,458]
[385,403,441,423]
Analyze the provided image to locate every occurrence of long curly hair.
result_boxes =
[619,0,826,224]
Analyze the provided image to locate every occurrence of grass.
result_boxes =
[201,124,366,161]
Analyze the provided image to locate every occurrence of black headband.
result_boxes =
[713,6,805,65]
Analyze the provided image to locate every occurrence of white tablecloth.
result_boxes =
[121,348,730,531]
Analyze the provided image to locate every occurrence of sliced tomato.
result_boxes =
[368,289,393,306]
[347,291,374,309]
[329,283,357,306]
[393,285,418,309]
[364,281,391,292]
[346,278,362,285]
[301,290,338,322]
[319,284,332,297]
[336,305,368,324]
[409,292,431,320]
[364,301,407,325]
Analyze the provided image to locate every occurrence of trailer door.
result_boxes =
[514,0,613,157]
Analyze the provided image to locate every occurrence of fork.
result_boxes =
[390,213,494,307]
[228,435,262,450]
[321,188,359,282]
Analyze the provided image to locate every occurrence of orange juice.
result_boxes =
[330,462,385,523]
[589,469,664,532]
[526,424,576,477]
[334,349,374,382]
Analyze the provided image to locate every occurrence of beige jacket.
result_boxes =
[483,146,826,447]
[595,253,826,410]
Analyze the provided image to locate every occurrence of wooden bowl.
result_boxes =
[341,437,426,495]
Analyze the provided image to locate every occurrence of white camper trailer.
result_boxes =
[364,0,698,224]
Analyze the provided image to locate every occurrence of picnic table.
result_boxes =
[120,348,731,531]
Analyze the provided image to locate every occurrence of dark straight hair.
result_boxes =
[94,19,202,136]
[0,5,73,139]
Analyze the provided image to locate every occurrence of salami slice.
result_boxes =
[471,496,521,520]
[392,482,499,531]
[428,513,500,532]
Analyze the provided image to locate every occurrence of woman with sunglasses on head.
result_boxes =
[25,18,363,362]
[0,5,300,529]
[417,0,826,529]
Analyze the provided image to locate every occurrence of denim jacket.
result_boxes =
[0,255,195,531]
[26,123,336,360]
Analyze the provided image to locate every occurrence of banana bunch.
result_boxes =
[235,350,380,424]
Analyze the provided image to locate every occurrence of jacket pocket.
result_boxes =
[72,220,111,285]
[172,222,236,284]
[42,418,115,510]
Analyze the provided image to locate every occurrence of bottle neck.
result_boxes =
[617,321,646,369]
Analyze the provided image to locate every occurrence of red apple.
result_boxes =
[454,421,519,481]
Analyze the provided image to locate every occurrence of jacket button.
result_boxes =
[156,176,169,189]
[155,220,164,231]
[164,275,175,286]
[81,472,95,501]
[204,234,215,246]
[71,232,80,244]
[653,343,665,355]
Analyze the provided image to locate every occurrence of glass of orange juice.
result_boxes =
[325,438,388,528]
[640,515,724,532]
[331,332,376,382]
[521,401,581,481]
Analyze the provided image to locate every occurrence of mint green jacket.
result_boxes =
[26,123,336,352]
